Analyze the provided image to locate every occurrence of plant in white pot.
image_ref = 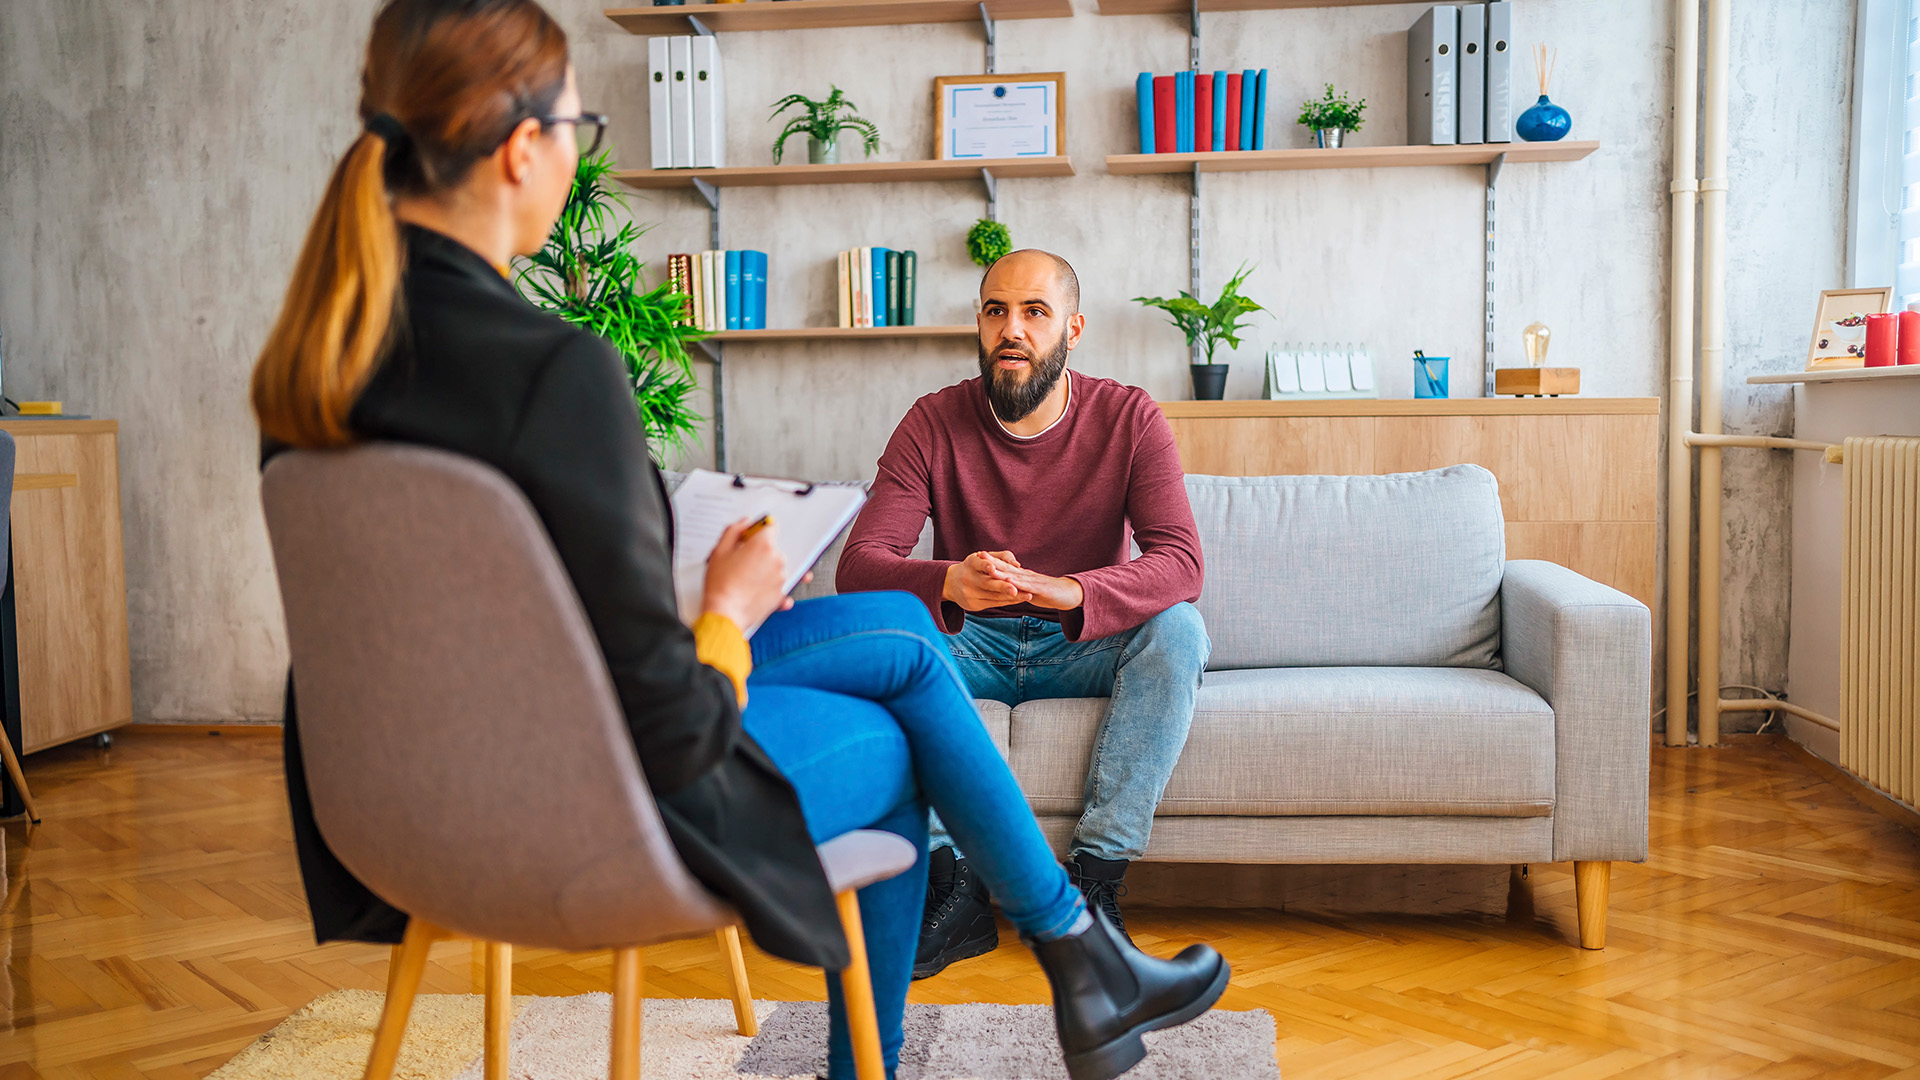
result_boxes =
[769,86,881,165]
[1133,264,1267,401]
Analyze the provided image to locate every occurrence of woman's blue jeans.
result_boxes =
[743,592,1085,1080]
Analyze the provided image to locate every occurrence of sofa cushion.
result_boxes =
[1006,666,1554,818]
[1185,466,1506,670]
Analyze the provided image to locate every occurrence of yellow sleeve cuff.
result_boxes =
[692,612,752,707]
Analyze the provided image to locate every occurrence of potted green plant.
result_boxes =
[515,149,706,458]
[967,217,1012,267]
[1132,264,1267,400]
[1296,83,1367,148]
[769,86,881,165]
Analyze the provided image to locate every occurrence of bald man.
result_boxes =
[837,249,1209,978]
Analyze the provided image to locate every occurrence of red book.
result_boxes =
[1153,76,1176,154]
[1195,73,1213,152]
[1224,74,1243,151]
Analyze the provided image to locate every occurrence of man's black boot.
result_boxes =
[1067,852,1133,946]
[912,849,998,979]
[1027,907,1230,1080]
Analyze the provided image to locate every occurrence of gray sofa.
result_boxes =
[770,464,1650,948]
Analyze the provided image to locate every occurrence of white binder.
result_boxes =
[1458,4,1486,144]
[1485,1,1514,143]
[1407,6,1458,146]
[647,37,672,169]
[667,36,694,169]
[690,35,725,168]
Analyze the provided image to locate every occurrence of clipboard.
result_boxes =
[671,469,867,635]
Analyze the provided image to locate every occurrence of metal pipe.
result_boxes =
[1665,0,1701,747]
[1720,697,1841,733]
[1684,433,1838,454]
[1696,0,1731,746]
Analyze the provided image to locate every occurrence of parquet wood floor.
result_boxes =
[3,728,1918,1078]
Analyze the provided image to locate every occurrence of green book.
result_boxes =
[885,250,902,327]
[901,250,916,326]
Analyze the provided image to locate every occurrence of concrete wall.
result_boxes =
[0,0,1854,726]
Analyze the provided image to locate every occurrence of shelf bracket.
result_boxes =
[691,177,721,250]
[979,2,996,73]
[1483,151,1506,397]
[687,14,714,37]
[1188,0,1200,72]
[981,167,998,221]
[1189,162,1203,366]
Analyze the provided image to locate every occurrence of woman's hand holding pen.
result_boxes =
[703,516,792,630]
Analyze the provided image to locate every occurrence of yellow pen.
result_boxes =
[740,514,774,541]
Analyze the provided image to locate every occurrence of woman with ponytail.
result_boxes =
[259,4,1226,1077]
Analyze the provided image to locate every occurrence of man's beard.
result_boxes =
[977,332,1071,423]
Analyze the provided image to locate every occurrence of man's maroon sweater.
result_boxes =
[836,373,1203,641]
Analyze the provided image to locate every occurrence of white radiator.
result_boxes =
[1842,436,1920,805]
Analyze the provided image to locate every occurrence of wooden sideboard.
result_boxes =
[0,419,131,754]
[1159,398,1660,610]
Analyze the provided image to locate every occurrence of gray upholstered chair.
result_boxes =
[261,444,915,1080]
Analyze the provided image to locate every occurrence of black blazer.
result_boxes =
[275,225,847,970]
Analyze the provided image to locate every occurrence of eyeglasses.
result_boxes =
[537,111,609,158]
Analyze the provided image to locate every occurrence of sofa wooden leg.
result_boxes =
[1574,861,1611,949]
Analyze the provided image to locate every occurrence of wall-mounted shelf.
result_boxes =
[1748,366,1920,385]
[1106,141,1599,174]
[607,0,1070,35]
[615,156,1073,191]
[704,325,975,342]
[1098,0,1418,13]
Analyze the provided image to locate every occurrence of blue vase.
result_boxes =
[1516,94,1571,142]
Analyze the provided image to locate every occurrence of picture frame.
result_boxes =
[934,72,1065,161]
[1806,286,1894,369]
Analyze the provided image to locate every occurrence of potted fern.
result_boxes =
[515,150,706,458]
[1296,83,1367,148]
[770,86,881,165]
[1133,264,1267,400]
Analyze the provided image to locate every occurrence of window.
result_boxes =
[1850,0,1917,306]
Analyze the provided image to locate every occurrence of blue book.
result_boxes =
[1240,69,1257,150]
[740,250,767,329]
[724,250,742,331]
[1211,71,1227,153]
[1136,73,1155,154]
[1253,69,1269,150]
[869,246,890,327]
[1167,70,1182,152]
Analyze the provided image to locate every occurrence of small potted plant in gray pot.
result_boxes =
[769,86,881,164]
[1296,83,1366,149]
[1133,264,1267,401]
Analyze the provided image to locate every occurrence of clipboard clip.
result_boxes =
[731,473,816,496]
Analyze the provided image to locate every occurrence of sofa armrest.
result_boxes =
[1500,559,1651,863]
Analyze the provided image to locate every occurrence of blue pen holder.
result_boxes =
[1413,355,1450,398]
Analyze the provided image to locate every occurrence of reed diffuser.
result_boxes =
[1516,44,1572,142]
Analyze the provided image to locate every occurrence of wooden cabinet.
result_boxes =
[1160,399,1660,610]
[0,419,131,752]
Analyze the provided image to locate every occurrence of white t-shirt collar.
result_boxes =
[993,370,1072,440]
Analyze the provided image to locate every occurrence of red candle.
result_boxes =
[1900,309,1919,365]
[1864,313,1897,367]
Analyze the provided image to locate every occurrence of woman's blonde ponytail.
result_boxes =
[250,131,402,448]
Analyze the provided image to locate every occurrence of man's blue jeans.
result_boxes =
[743,592,1085,1080]
[935,602,1211,861]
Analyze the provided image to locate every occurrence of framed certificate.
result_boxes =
[934,72,1065,160]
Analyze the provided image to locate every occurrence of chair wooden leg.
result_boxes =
[366,919,445,1080]
[1574,860,1611,950]
[717,926,757,1037]
[834,890,887,1080]
[0,728,40,824]
[610,946,645,1080]
[484,942,512,1080]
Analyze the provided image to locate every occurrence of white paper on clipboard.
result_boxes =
[671,469,866,635]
